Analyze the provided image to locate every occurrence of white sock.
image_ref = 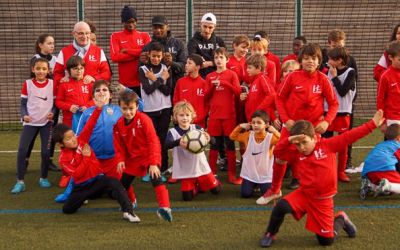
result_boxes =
[388,182,400,194]
[17,180,24,184]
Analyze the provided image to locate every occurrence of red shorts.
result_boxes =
[327,115,350,133]
[207,118,236,136]
[124,161,152,177]
[284,188,335,237]
[99,157,121,180]
[180,172,219,192]
[367,171,400,185]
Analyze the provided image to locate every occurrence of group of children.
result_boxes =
[11,10,400,247]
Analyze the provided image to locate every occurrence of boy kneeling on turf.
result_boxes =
[52,89,140,223]
[259,110,384,247]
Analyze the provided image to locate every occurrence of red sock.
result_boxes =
[226,150,237,178]
[338,147,348,175]
[127,186,136,203]
[154,184,170,208]
[209,149,219,174]
[271,161,287,193]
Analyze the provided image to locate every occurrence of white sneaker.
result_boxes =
[256,190,282,205]
[123,212,141,223]
[377,178,391,194]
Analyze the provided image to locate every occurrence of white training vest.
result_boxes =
[240,131,274,183]
[324,67,356,113]
[170,125,211,179]
[24,79,54,126]
[140,64,172,112]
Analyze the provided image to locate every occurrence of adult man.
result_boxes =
[110,5,151,95]
[53,21,111,86]
[187,13,225,78]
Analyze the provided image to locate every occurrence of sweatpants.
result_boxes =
[16,123,51,180]
[240,178,271,198]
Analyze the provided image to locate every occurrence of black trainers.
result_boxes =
[287,178,299,189]
[335,211,356,238]
[48,160,61,172]
[260,232,275,247]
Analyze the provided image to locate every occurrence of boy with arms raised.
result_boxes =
[260,110,384,247]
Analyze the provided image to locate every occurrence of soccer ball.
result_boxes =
[182,129,209,154]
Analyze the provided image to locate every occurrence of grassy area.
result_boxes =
[0,127,398,249]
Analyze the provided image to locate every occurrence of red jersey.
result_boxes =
[58,108,102,185]
[110,29,151,87]
[245,73,276,121]
[205,69,241,120]
[227,55,246,82]
[173,75,209,124]
[53,44,111,87]
[266,51,281,82]
[374,51,391,82]
[282,53,298,63]
[274,120,376,199]
[377,66,400,120]
[56,78,94,126]
[113,111,161,175]
[276,70,338,126]
[243,59,276,86]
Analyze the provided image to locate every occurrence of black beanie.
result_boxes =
[121,5,137,23]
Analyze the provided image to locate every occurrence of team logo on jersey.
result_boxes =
[89,55,97,62]
[198,43,214,50]
[106,107,113,115]
[251,85,258,92]
[35,96,48,101]
[137,119,142,128]
[314,148,327,160]
[81,85,89,94]
[196,88,205,96]
[137,39,144,46]
[168,47,177,54]
[312,84,322,93]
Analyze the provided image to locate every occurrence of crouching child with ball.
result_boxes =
[165,101,221,201]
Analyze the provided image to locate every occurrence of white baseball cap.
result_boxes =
[201,13,217,25]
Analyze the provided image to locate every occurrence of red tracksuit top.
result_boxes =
[243,59,276,86]
[173,75,209,124]
[276,70,338,126]
[205,69,241,120]
[245,73,276,121]
[56,78,94,126]
[266,51,281,82]
[274,120,376,199]
[227,55,246,82]
[282,53,298,64]
[110,29,151,87]
[374,51,390,82]
[58,108,102,185]
[53,44,111,86]
[113,111,161,175]
[377,66,400,120]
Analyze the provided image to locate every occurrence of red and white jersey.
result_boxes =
[374,51,391,82]
[276,70,338,126]
[227,55,246,82]
[274,120,376,199]
[243,59,276,86]
[53,44,111,87]
[113,111,161,175]
[377,66,400,120]
[173,75,209,124]
[205,69,241,120]
[110,29,151,87]
[245,73,276,121]
[21,79,55,126]
[266,51,281,82]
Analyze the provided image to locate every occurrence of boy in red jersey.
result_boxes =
[240,54,278,128]
[114,91,172,222]
[254,31,281,82]
[258,43,338,204]
[56,56,94,128]
[52,97,140,223]
[110,5,151,95]
[227,35,250,82]
[173,54,208,128]
[259,110,384,247]
[205,47,242,184]
[377,41,400,130]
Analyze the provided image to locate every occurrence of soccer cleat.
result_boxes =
[376,178,391,194]
[11,181,25,194]
[256,190,282,205]
[335,211,357,238]
[260,232,276,247]
[123,212,141,223]
[338,172,351,182]
[157,207,173,222]
[360,177,372,200]
[141,174,151,182]
[287,178,299,189]
[39,178,52,188]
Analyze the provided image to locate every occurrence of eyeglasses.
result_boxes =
[95,88,109,93]
[75,31,91,36]
[71,66,84,71]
